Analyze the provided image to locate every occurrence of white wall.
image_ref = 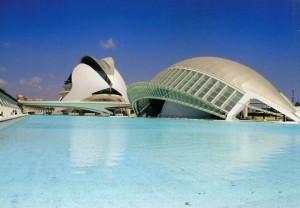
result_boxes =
[62,64,110,101]
[0,105,21,117]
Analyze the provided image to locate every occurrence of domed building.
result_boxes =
[60,56,128,102]
[57,56,129,115]
[128,57,300,121]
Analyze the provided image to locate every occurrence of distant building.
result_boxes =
[128,57,300,122]
[17,95,28,101]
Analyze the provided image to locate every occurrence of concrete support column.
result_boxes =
[226,91,300,122]
[242,107,248,119]
[226,94,250,121]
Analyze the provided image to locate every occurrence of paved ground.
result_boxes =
[0,114,28,122]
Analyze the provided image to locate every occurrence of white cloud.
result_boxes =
[0,66,6,73]
[100,38,116,49]
[19,79,27,85]
[17,78,60,100]
[48,72,56,79]
[0,79,8,87]
[19,76,43,91]
[31,76,42,84]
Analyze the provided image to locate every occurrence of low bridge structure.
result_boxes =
[19,101,131,115]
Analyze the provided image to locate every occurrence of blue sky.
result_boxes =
[0,0,299,101]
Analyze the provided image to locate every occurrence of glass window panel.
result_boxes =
[163,69,178,85]
[222,91,244,112]
[214,100,224,107]
[218,95,228,103]
[183,73,202,92]
[152,73,161,83]
[168,72,182,88]
[212,86,235,108]
[188,76,203,94]
[176,71,196,91]
[190,75,209,95]
[170,70,189,88]
[208,90,219,100]
[183,82,195,92]
[197,79,217,98]
[153,70,169,83]
[198,87,210,98]
[203,82,224,101]
[221,87,234,99]
[156,74,166,85]
[230,92,243,103]
[224,100,236,112]
[214,82,225,93]
[160,68,178,85]
[206,95,215,102]
[158,69,172,85]
[235,92,244,101]
[164,69,184,86]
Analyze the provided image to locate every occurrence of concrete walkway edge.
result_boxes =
[0,114,28,122]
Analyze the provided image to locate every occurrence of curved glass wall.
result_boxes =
[128,67,244,119]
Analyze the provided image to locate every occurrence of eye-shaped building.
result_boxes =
[59,56,128,103]
[128,57,300,121]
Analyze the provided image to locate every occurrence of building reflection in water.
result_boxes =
[68,122,127,171]
[150,128,293,181]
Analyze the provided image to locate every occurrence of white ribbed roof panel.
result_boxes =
[170,57,295,112]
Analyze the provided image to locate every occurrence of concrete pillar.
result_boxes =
[242,107,248,119]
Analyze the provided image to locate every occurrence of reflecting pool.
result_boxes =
[0,115,300,207]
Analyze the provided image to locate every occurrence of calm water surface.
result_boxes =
[0,115,300,207]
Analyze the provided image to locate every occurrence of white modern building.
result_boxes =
[60,56,128,102]
[128,57,300,122]
[56,56,130,115]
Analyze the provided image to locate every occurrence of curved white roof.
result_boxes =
[170,57,295,112]
[61,56,128,102]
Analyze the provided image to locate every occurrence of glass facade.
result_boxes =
[128,67,245,118]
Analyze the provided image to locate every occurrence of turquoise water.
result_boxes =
[0,115,300,207]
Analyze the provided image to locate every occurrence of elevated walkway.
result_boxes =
[20,101,131,115]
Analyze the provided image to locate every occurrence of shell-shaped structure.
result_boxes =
[128,57,299,121]
[59,56,128,103]
[0,88,22,117]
